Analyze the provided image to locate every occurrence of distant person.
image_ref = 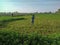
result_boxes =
[12,13,13,16]
[32,14,35,24]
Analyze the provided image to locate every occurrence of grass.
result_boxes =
[0,16,25,28]
[0,13,60,36]
[0,13,60,45]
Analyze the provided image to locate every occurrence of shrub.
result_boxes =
[0,30,60,45]
[0,31,21,45]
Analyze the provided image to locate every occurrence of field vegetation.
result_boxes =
[0,9,60,45]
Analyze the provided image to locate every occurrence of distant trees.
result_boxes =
[56,9,60,13]
[58,9,60,12]
[0,9,60,16]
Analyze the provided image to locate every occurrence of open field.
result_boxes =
[0,13,60,45]
[0,13,60,36]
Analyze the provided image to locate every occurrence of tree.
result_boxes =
[56,9,60,13]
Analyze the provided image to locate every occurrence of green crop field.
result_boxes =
[0,13,60,36]
[0,13,60,45]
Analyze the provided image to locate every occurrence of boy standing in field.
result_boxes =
[32,14,35,24]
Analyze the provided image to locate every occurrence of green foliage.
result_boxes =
[0,30,60,45]
[0,13,60,45]
[0,30,21,45]
[0,16,25,28]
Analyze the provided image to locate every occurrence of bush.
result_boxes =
[0,30,60,45]
[0,31,21,45]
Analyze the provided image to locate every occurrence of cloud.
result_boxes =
[0,0,11,2]
[0,2,16,12]
[0,0,60,12]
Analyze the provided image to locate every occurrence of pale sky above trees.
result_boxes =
[0,0,60,13]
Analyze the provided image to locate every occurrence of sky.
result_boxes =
[0,0,60,13]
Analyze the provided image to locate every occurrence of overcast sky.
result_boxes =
[0,0,60,13]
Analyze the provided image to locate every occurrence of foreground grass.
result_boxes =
[0,30,60,45]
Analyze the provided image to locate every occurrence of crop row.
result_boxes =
[0,30,60,45]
